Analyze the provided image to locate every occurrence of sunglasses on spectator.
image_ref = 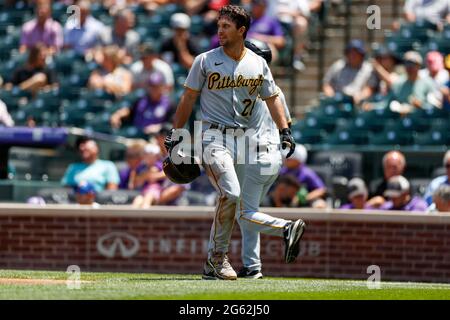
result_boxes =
[446,163,450,169]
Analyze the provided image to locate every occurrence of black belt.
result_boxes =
[209,123,247,133]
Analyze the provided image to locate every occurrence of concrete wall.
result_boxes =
[0,204,449,283]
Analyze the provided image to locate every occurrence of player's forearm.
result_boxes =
[173,89,198,128]
[265,95,289,130]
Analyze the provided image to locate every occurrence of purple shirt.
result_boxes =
[380,196,428,212]
[21,18,63,51]
[131,95,171,129]
[248,15,284,38]
[280,165,325,191]
[119,163,147,190]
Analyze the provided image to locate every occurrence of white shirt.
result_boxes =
[0,99,14,127]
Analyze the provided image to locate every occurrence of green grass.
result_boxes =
[0,269,449,300]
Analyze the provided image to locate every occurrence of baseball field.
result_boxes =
[1,269,450,300]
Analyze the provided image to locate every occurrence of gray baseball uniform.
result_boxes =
[236,87,293,271]
[184,46,279,258]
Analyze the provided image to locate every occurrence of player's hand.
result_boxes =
[280,128,295,158]
[164,128,183,153]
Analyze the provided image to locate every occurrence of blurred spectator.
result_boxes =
[404,0,450,30]
[20,0,63,55]
[368,151,406,208]
[247,0,285,63]
[119,141,147,190]
[279,145,327,208]
[74,181,99,207]
[160,13,199,69]
[420,51,449,87]
[380,175,428,212]
[379,51,438,114]
[419,51,449,108]
[152,123,172,157]
[110,72,172,134]
[7,44,57,95]
[369,45,401,98]
[424,150,450,205]
[130,43,174,92]
[63,0,106,56]
[132,143,165,208]
[0,99,15,127]
[428,184,450,212]
[61,137,120,193]
[101,8,140,63]
[88,45,132,97]
[267,0,323,70]
[443,54,450,111]
[263,174,300,207]
[340,177,373,210]
[322,39,377,105]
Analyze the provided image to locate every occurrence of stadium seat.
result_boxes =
[409,178,432,197]
[348,115,385,133]
[296,115,336,133]
[384,116,430,133]
[113,126,148,139]
[37,187,74,204]
[324,129,369,145]
[96,190,141,205]
[291,128,326,145]
[414,129,449,146]
[369,130,414,146]
[0,87,30,111]
[84,111,113,134]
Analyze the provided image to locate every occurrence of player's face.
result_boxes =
[217,17,244,47]
[350,194,366,209]
[383,157,404,179]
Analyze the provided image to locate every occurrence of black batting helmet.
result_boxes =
[245,38,272,64]
[163,152,200,184]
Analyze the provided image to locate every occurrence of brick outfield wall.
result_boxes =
[0,205,449,283]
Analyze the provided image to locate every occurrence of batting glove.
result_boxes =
[164,128,183,153]
[280,128,296,158]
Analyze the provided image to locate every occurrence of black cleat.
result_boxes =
[237,267,263,279]
[283,219,306,263]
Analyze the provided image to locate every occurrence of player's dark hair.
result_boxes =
[218,5,251,39]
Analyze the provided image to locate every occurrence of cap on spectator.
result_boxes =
[148,72,165,86]
[445,54,450,69]
[373,44,400,63]
[284,144,307,163]
[144,143,161,155]
[384,175,410,198]
[347,178,368,199]
[140,43,158,57]
[345,39,366,56]
[74,181,96,195]
[170,13,191,29]
[403,51,423,66]
[426,51,444,70]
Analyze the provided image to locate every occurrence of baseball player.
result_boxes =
[164,5,299,280]
[235,39,306,279]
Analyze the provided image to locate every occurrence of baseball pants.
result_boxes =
[236,145,291,271]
